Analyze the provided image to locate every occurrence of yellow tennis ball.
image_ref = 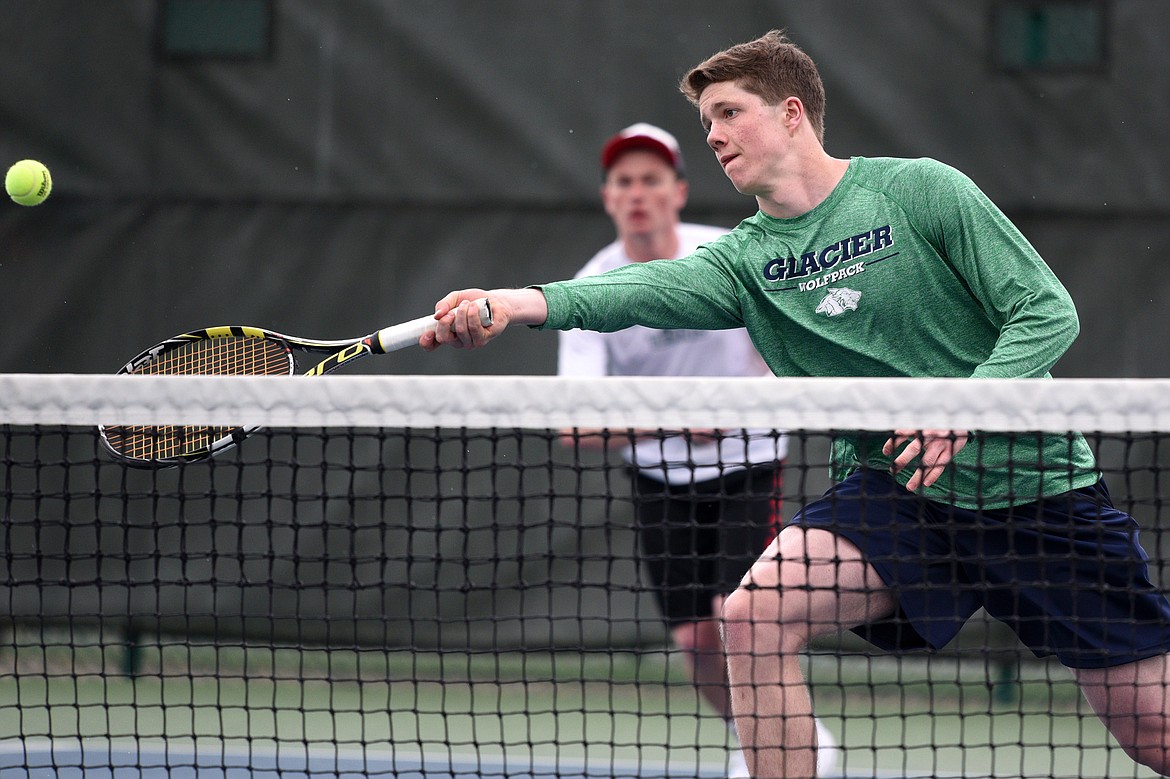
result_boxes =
[5,159,52,206]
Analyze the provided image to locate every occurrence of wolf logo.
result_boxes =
[815,287,861,317]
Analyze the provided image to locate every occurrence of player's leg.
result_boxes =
[654,468,774,774]
[722,524,896,779]
[670,604,756,778]
[715,465,840,777]
[704,466,786,723]
[1074,654,1170,774]
[976,479,1170,776]
[720,468,966,779]
[1062,484,1170,774]
[670,614,733,718]
[645,466,810,776]
[632,472,735,713]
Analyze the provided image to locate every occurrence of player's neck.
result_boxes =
[757,152,850,220]
[621,228,680,263]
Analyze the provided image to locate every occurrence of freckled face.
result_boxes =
[698,81,788,196]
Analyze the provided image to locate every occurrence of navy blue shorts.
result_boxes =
[792,469,1170,669]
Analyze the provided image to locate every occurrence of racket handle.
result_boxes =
[375,298,493,353]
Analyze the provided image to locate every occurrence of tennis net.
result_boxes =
[2,373,1170,779]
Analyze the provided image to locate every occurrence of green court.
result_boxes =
[1,630,1155,778]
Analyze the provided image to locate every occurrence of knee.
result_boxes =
[720,586,753,645]
[720,585,810,657]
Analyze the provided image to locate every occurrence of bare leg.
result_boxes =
[722,526,896,779]
[671,612,734,720]
[1075,653,1170,775]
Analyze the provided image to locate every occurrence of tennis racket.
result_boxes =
[99,299,491,468]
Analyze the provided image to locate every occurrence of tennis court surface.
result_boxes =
[1,741,736,779]
[3,374,1169,778]
[0,740,984,778]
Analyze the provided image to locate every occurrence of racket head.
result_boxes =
[100,327,296,467]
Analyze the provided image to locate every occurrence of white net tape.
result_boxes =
[2,374,1170,431]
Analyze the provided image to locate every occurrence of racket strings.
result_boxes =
[104,336,293,462]
[138,336,293,377]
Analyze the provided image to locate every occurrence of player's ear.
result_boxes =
[674,177,690,209]
[782,96,804,133]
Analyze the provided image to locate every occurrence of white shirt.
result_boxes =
[557,223,788,484]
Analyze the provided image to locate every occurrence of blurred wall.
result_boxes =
[1,1,1169,651]
[0,0,1167,377]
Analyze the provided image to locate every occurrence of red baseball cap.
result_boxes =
[600,123,685,175]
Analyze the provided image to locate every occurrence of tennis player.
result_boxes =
[560,122,837,777]
[426,30,1170,779]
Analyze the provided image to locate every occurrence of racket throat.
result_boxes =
[305,340,375,375]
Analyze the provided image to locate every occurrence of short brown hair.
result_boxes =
[680,30,826,144]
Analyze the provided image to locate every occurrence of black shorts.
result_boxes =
[633,465,782,626]
[792,468,1170,669]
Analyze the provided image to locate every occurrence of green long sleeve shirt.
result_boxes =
[540,156,1098,508]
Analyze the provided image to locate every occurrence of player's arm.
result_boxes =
[427,245,744,349]
[916,224,1063,484]
[883,162,1071,490]
[914,159,1079,379]
[423,288,549,350]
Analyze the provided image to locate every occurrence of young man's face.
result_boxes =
[601,149,687,242]
[698,81,789,196]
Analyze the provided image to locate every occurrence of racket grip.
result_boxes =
[375,298,493,353]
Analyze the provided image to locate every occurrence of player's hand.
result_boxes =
[883,429,969,492]
[424,289,496,350]
[424,288,549,351]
